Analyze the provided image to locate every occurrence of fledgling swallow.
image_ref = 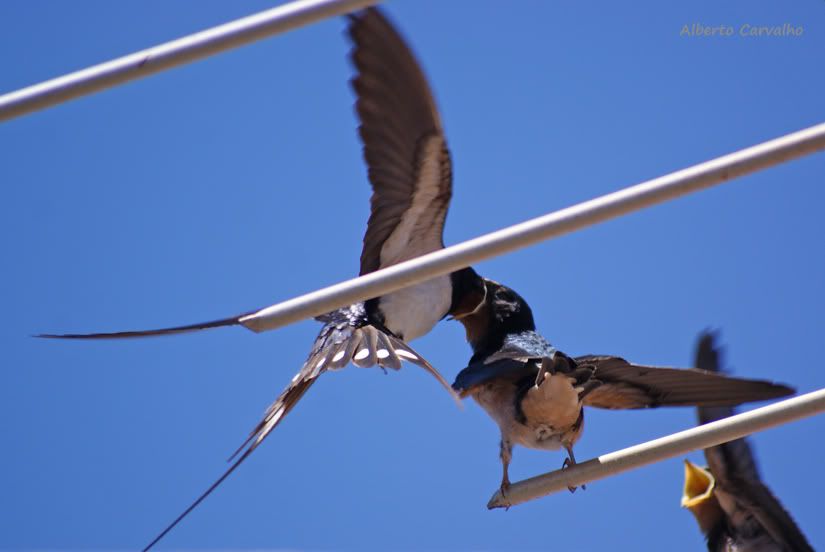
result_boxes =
[451,279,795,497]
[682,331,813,552]
[39,7,484,550]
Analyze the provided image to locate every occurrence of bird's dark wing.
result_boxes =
[692,331,813,552]
[694,331,747,426]
[576,355,794,409]
[713,479,816,552]
[40,9,450,339]
[349,8,452,275]
[693,331,761,482]
[35,311,253,339]
[41,9,450,339]
[453,357,539,397]
[142,305,458,551]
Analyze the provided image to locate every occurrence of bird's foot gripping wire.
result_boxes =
[562,446,585,493]
[499,477,511,511]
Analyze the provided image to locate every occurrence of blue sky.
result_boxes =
[2,1,824,550]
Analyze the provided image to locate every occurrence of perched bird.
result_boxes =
[451,279,796,497]
[40,7,485,550]
[682,331,812,552]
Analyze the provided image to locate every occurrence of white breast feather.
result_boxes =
[373,134,450,342]
[379,275,451,341]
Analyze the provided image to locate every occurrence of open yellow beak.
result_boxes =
[681,459,725,535]
[682,459,716,508]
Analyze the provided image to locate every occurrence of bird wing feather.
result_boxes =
[693,331,813,552]
[577,355,794,409]
[350,8,452,275]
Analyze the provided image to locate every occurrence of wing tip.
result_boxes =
[34,314,246,340]
[736,377,795,403]
[764,382,796,399]
[33,332,115,339]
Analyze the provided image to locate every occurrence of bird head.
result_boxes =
[682,459,724,536]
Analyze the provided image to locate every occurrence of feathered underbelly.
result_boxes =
[377,274,452,341]
[520,373,584,450]
[473,374,584,451]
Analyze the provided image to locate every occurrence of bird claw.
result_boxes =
[500,478,510,495]
[561,457,585,493]
[499,479,511,511]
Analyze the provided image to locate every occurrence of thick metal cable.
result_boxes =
[239,121,825,332]
[487,388,825,508]
[0,0,378,122]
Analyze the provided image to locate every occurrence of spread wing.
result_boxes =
[578,355,794,409]
[453,352,793,408]
[693,331,813,552]
[39,8,452,339]
[36,311,251,339]
[350,7,452,275]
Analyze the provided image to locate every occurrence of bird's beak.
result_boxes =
[681,459,723,534]
[682,459,715,508]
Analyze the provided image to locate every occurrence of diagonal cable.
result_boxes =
[487,388,825,508]
[239,121,825,333]
[0,0,379,122]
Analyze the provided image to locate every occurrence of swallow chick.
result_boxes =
[451,279,795,498]
[682,331,813,552]
[39,7,484,550]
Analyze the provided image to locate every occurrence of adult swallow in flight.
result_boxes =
[682,331,812,552]
[451,279,795,497]
[40,8,484,550]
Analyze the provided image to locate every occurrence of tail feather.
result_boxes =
[385,333,459,405]
[352,326,379,368]
[144,314,459,550]
[317,320,460,402]
[375,330,403,370]
[329,329,361,371]
[140,445,253,552]
[146,369,318,552]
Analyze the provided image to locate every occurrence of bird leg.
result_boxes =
[499,439,513,509]
[562,445,585,493]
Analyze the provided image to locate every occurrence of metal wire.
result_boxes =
[0,0,378,122]
[487,387,825,508]
[239,121,825,332]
